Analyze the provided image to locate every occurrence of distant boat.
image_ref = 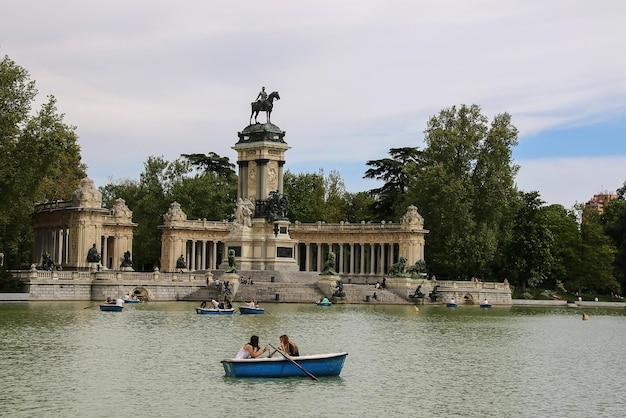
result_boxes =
[239,306,265,315]
[480,301,492,308]
[221,352,348,378]
[123,298,140,304]
[195,307,235,315]
[99,304,123,312]
[316,300,332,307]
[446,300,457,308]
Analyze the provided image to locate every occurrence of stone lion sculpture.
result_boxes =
[387,256,408,277]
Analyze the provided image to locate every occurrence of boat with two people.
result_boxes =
[196,299,234,315]
[222,351,348,378]
[239,300,265,314]
[100,297,124,312]
[123,293,140,304]
[316,297,332,307]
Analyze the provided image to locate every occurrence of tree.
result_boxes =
[406,104,519,279]
[364,147,421,220]
[0,56,85,268]
[601,197,626,290]
[100,154,237,270]
[283,171,326,222]
[576,208,619,293]
[505,192,554,291]
[542,204,582,290]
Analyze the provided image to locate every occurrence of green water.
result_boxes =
[1,302,625,417]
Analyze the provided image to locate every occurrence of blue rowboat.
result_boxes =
[480,303,492,308]
[99,304,123,312]
[123,299,140,304]
[195,307,234,315]
[316,301,332,307]
[221,352,348,378]
[446,302,457,308]
[239,306,265,315]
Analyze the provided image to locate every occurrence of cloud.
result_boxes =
[2,0,626,208]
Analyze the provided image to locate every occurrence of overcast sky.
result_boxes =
[2,0,626,209]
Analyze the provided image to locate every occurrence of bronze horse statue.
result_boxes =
[250,91,280,124]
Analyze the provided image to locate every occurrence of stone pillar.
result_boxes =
[278,160,285,194]
[191,241,196,271]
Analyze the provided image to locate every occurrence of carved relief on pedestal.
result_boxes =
[268,167,277,186]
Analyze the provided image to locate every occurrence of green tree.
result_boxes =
[0,56,85,267]
[364,147,421,220]
[100,154,237,270]
[283,170,326,222]
[601,197,626,290]
[543,204,582,290]
[505,192,554,291]
[407,104,519,279]
[576,208,619,293]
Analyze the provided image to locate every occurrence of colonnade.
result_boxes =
[33,228,70,267]
[296,242,400,275]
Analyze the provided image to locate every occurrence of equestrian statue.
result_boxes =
[250,86,280,125]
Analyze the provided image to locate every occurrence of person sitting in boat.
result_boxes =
[483,299,489,305]
[279,334,299,356]
[105,297,113,304]
[450,298,456,304]
[211,299,220,309]
[322,297,330,303]
[218,301,225,309]
[200,301,207,309]
[268,334,299,358]
[235,335,268,359]
[226,299,232,309]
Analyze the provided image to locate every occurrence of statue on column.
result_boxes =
[176,255,186,269]
[250,87,280,124]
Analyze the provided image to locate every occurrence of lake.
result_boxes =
[1,302,625,417]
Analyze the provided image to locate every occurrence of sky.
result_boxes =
[2,0,626,209]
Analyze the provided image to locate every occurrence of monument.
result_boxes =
[223,87,298,271]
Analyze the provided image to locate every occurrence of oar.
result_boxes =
[84,305,96,309]
[268,344,319,382]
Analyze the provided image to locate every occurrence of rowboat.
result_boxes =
[480,303,492,308]
[100,304,124,312]
[316,301,332,307]
[221,352,348,378]
[123,298,140,304]
[195,307,235,315]
[239,306,265,314]
[446,301,457,308]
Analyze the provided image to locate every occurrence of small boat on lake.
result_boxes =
[446,299,457,308]
[239,306,265,315]
[316,297,332,307]
[480,300,492,308]
[221,352,348,378]
[123,297,140,304]
[100,304,124,312]
[195,307,234,315]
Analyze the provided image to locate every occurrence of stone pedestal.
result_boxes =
[317,275,341,298]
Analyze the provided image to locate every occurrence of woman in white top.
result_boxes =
[235,335,268,359]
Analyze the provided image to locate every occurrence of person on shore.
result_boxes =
[235,335,268,359]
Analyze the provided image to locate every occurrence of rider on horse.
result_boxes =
[256,86,267,105]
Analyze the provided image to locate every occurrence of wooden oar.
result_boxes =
[268,344,319,382]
